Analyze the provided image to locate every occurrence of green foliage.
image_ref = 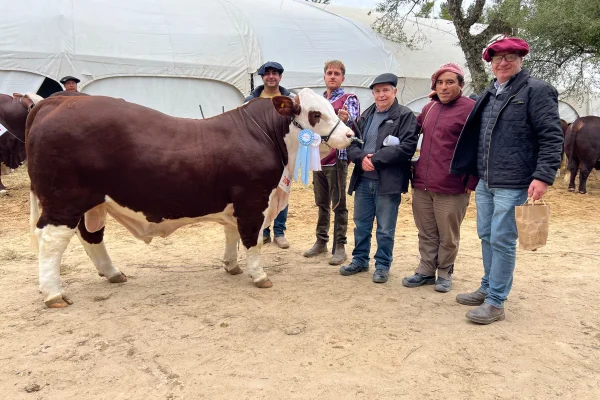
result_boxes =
[438,2,452,20]
[416,1,435,18]
[521,0,600,95]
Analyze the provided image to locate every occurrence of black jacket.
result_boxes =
[244,85,292,102]
[348,99,418,195]
[451,70,563,188]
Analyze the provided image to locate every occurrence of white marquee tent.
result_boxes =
[1,0,598,118]
[0,0,396,118]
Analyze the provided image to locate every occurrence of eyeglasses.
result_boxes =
[491,54,519,64]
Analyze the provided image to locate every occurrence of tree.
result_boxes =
[307,0,330,4]
[374,1,520,93]
[373,0,600,97]
[521,0,600,96]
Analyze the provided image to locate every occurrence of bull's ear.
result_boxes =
[308,111,321,127]
[273,96,300,117]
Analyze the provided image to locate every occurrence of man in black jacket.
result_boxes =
[339,73,418,283]
[450,37,563,324]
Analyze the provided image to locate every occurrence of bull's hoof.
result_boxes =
[107,273,127,283]
[254,278,273,288]
[568,187,575,192]
[579,191,587,195]
[45,294,73,308]
[226,266,243,275]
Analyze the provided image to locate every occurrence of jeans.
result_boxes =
[475,180,528,308]
[351,178,401,271]
[263,205,288,238]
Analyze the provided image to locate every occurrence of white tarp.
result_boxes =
[0,0,396,117]
[0,71,44,95]
[84,77,244,119]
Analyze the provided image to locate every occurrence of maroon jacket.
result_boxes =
[412,93,478,194]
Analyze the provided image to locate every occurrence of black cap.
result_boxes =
[257,61,284,76]
[60,76,80,84]
[369,73,398,89]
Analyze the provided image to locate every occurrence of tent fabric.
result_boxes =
[1,0,597,118]
[0,71,45,95]
[0,0,395,114]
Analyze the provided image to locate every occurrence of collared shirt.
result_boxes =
[494,80,510,95]
[323,88,360,160]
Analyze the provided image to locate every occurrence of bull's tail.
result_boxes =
[30,191,40,253]
[563,120,582,183]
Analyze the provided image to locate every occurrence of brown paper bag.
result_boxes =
[515,198,550,251]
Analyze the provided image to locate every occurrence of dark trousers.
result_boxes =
[312,160,348,245]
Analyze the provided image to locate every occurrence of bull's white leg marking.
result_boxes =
[29,191,41,252]
[75,230,124,281]
[223,224,242,274]
[36,225,76,307]
[246,245,269,287]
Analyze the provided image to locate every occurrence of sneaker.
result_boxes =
[339,262,368,276]
[262,236,271,245]
[372,269,389,283]
[434,276,452,293]
[402,273,435,288]
[273,236,290,249]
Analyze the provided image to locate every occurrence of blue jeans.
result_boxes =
[263,205,288,238]
[351,178,401,271]
[475,180,528,308]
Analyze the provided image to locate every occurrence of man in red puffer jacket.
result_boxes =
[402,62,477,293]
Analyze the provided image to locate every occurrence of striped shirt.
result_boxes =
[323,88,360,161]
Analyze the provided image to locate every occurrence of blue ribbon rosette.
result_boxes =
[294,129,315,185]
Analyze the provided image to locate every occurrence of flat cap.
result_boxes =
[60,76,80,84]
[257,61,284,76]
[369,73,398,89]
[482,37,529,62]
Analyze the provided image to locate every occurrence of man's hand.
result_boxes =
[528,179,548,200]
[362,154,375,171]
[338,105,349,123]
[465,189,472,195]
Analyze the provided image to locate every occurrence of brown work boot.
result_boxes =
[466,303,505,324]
[328,244,347,265]
[456,290,487,306]
[273,236,290,249]
[303,239,327,257]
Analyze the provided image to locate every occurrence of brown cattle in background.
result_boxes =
[564,116,600,193]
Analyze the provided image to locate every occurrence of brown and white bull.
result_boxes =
[26,89,354,307]
[0,93,43,192]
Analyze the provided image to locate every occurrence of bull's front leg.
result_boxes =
[246,245,273,288]
[223,224,243,275]
[234,206,272,288]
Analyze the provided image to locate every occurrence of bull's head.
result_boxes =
[272,88,355,157]
[13,92,43,111]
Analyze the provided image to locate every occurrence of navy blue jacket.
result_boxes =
[451,70,563,188]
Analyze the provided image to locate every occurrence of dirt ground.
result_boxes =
[1,166,599,400]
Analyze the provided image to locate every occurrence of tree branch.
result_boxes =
[464,0,486,27]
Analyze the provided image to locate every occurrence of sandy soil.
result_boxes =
[1,166,599,400]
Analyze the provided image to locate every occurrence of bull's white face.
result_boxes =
[272,88,355,167]
[292,88,354,151]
